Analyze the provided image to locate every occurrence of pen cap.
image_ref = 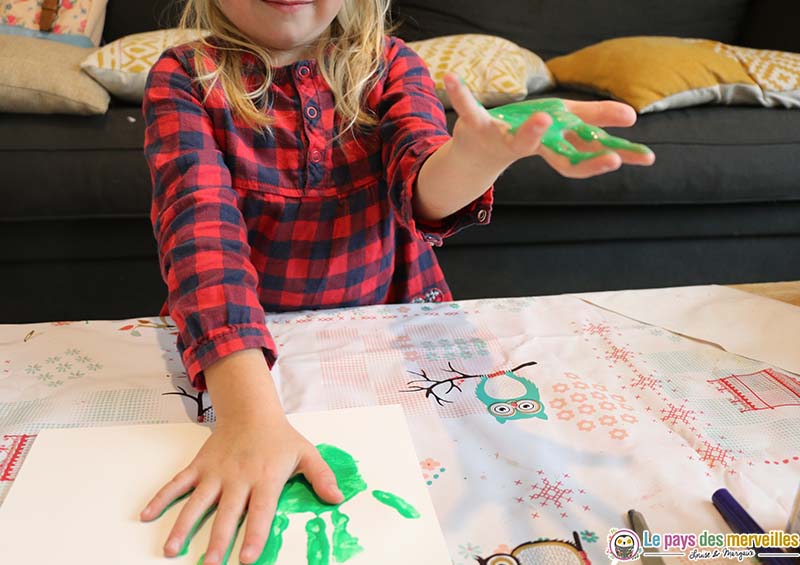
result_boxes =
[712,488,764,534]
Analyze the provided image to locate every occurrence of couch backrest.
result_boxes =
[392,0,751,59]
[101,0,798,56]
[739,0,800,52]
[102,0,181,43]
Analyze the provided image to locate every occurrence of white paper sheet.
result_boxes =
[0,405,451,565]
[576,285,800,375]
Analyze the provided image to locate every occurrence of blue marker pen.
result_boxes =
[711,488,786,565]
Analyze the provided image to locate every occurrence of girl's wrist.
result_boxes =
[204,348,285,424]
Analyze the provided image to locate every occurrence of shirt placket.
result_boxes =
[293,62,327,190]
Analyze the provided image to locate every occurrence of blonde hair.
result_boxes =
[180,0,391,134]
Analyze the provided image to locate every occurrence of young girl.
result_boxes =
[139,1,654,563]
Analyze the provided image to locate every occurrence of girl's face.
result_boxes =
[219,0,344,65]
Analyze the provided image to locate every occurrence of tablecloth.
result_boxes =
[1,292,798,564]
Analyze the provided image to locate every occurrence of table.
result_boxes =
[732,280,800,307]
[1,284,798,564]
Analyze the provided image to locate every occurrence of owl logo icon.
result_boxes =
[606,528,643,561]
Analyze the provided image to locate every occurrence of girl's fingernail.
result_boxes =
[241,546,257,561]
[204,551,220,564]
[165,538,179,553]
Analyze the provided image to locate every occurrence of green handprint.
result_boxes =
[158,444,420,565]
[487,98,653,164]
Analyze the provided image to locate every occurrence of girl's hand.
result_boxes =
[443,73,655,178]
[139,349,337,564]
[140,414,343,564]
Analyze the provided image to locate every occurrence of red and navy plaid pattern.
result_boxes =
[143,37,493,387]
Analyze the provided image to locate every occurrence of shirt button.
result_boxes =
[477,208,488,223]
[310,150,322,163]
[305,105,319,119]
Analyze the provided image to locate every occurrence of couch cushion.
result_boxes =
[393,0,750,60]
[408,34,553,109]
[445,90,800,206]
[0,35,110,115]
[547,37,800,113]
[0,106,151,220]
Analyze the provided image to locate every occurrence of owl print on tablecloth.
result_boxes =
[477,534,589,564]
[403,361,547,424]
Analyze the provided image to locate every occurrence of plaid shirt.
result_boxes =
[143,37,493,388]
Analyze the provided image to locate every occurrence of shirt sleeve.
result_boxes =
[143,47,277,389]
[378,37,493,248]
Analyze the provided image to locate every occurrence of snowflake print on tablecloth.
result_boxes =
[513,471,593,520]
[550,372,638,440]
[580,530,598,543]
[689,440,735,471]
[572,320,666,399]
[24,349,102,388]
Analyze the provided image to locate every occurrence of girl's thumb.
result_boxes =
[301,447,344,504]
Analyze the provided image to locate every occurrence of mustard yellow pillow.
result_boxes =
[81,28,209,103]
[547,36,800,113]
[408,34,554,109]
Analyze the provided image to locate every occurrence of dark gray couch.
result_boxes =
[2,0,799,322]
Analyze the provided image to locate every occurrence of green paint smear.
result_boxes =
[255,513,289,564]
[331,507,363,562]
[306,516,330,565]
[371,490,421,519]
[158,444,418,564]
[486,98,653,164]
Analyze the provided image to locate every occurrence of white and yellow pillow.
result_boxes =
[408,34,554,109]
[547,36,800,113]
[81,28,209,103]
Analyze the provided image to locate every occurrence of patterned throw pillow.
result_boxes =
[407,34,554,109]
[547,36,800,113]
[0,0,108,47]
[81,28,210,103]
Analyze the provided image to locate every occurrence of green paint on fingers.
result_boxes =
[486,98,653,164]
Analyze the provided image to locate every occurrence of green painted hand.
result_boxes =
[158,444,420,565]
[253,444,420,565]
[443,73,655,178]
[487,98,653,165]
